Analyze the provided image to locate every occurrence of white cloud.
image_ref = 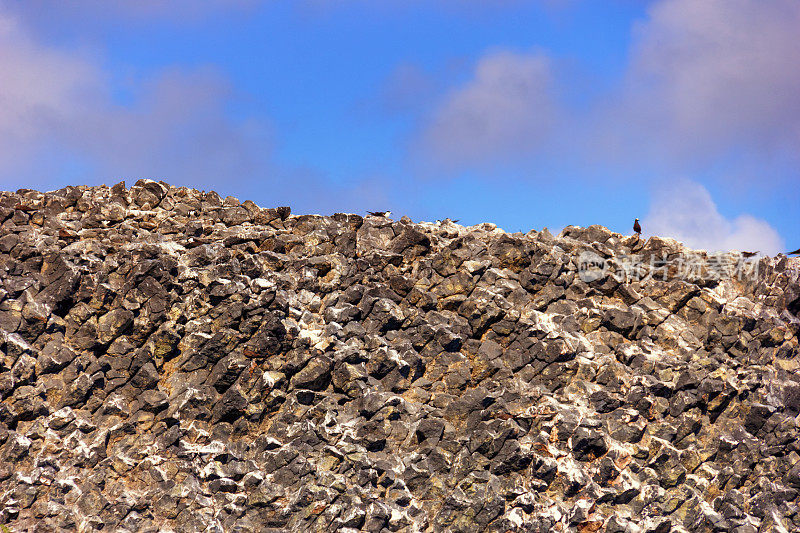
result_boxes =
[0,11,100,160]
[419,50,556,166]
[0,5,271,192]
[623,0,800,158]
[644,178,784,255]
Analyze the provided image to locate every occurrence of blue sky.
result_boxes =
[1,0,798,254]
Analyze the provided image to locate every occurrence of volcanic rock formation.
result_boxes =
[0,180,799,532]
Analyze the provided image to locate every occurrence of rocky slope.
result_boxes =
[0,180,799,532]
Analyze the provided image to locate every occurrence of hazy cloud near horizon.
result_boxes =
[0,10,99,172]
[644,179,784,256]
[0,6,271,191]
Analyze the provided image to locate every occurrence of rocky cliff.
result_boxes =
[0,180,799,532]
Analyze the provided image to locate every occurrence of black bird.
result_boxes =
[788,248,800,256]
[741,251,759,258]
[367,211,391,217]
[276,206,291,220]
[633,218,641,235]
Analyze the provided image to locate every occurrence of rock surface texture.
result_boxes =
[1,180,799,532]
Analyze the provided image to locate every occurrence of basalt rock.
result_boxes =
[1,180,799,532]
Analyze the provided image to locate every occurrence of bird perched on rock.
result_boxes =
[788,248,800,256]
[276,206,291,221]
[633,218,641,235]
[367,211,391,217]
